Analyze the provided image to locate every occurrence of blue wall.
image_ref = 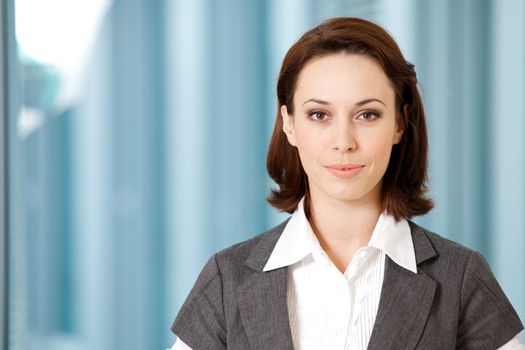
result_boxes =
[3,0,524,349]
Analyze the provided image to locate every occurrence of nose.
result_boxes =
[332,118,357,152]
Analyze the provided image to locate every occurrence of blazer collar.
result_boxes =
[239,218,438,350]
[238,218,294,350]
[367,220,438,349]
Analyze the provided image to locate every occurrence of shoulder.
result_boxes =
[171,218,290,348]
[408,219,473,258]
[407,220,508,286]
[182,217,290,300]
[214,217,290,273]
[406,220,502,301]
[407,220,478,277]
[184,217,289,295]
[407,221,523,347]
[407,220,509,292]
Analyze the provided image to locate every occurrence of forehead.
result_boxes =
[294,53,395,105]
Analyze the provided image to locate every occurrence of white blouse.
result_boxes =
[262,197,418,349]
[171,198,524,349]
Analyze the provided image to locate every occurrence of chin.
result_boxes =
[318,178,381,202]
[323,187,370,203]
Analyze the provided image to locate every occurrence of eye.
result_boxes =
[308,111,329,121]
[357,111,380,121]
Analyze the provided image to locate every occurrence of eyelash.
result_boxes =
[358,111,380,121]
[307,110,380,122]
[308,111,329,121]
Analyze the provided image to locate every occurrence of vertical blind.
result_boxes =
[2,1,524,349]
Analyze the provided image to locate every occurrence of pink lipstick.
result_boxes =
[325,164,364,179]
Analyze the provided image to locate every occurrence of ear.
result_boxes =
[393,124,403,144]
[393,106,407,145]
[281,105,298,147]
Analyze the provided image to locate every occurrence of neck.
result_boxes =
[306,185,382,272]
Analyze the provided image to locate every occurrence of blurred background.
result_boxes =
[1,0,524,349]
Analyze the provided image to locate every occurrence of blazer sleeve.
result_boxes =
[457,251,524,349]
[171,254,227,350]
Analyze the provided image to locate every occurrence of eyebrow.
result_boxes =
[302,97,386,107]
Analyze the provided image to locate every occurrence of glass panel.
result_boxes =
[9,1,113,349]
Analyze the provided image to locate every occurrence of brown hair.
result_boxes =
[266,17,433,221]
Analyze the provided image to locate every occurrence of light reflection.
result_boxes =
[15,0,113,127]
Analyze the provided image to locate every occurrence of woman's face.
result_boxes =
[282,53,403,207]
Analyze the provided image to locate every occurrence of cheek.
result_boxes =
[293,126,325,166]
[369,138,394,159]
[362,129,396,164]
[295,138,317,165]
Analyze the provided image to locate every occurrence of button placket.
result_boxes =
[333,273,351,347]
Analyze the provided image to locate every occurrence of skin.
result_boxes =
[282,53,403,273]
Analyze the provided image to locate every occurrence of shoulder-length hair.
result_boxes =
[266,17,433,221]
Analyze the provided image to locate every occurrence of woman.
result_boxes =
[169,17,524,349]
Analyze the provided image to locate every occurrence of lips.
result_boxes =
[325,164,365,179]
[326,164,364,170]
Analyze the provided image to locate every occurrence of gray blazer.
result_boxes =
[172,219,523,349]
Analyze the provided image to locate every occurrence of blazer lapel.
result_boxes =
[367,221,438,350]
[235,219,438,350]
[237,267,294,350]
[237,219,295,350]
